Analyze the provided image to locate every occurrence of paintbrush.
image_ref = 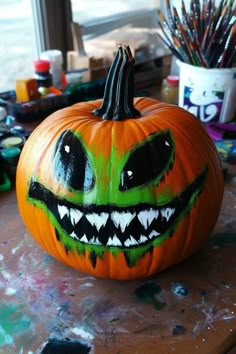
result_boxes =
[157,9,173,35]
[225,47,236,67]
[218,23,236,67]
[165,0,175,31]
[204,5,228,60]
[158,0,236,68]
[172,34,191,63]
[157,32,184,61]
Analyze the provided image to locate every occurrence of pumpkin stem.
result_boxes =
[93,45,140,120]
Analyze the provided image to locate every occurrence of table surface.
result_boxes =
[1,102,236,353]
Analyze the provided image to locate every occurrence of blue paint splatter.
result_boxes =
[172,283,189,297]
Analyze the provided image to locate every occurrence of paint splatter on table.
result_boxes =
[0,166,236,354]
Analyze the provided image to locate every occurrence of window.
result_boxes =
[71,0,160,38]
[0,0,37,92]
[1,0,161,93]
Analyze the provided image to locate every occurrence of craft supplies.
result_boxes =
[161,75,179,104]
[14,78,39,103]
[40,50,63,89]
[0,168,11,191]
[178,61,236,123]
[158,0,236,68]
[0,107,7,122]
[33,60,53,89]
[0,146,21,183]
[0,134,24,149]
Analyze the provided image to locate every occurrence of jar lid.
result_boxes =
[1,147,21,159]
[40,50,63,65]
[34,59,50,72]
[0,134,24,148]
[0,107,7,121]
[166,75,179,85]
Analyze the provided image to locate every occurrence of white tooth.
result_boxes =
[111,211,135,232]
[70,208,83,226]
[80,234,88,243]
[107,235,122,247]
[139,235,148,244]
[161,208,175,222]
[149,230,160,239]
[90,237,102,245]
[86,212,109,231]
[138,209,159,230]
[70,231,79,240]
[58,205,69,219]
[124,236,138,247]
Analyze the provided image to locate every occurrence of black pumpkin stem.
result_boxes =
[93,44,140,121]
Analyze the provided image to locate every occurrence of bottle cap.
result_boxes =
[0,107,7,121]
[34,60,50,72]
[166,75,179,85]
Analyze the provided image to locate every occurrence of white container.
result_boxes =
[0,107,7,122]
[40,50,63,89]
[178,61,236,123]
[65,72,82,86]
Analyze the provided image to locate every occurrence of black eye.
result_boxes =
[53,130,95,191]
[119,130,174,191]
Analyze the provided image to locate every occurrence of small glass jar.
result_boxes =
[161,75,179,105]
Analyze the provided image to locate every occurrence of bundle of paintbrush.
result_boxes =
[157,0,236,68]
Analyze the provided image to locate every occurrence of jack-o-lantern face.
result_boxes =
[16,46,224,279]
[27,128,207,268]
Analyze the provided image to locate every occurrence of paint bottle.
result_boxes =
[40,50,63,89]
[0,146,21,183]
[161,75,179,105]
[33,59,53,89]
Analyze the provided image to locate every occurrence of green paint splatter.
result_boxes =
[135,282,166,311]
[0,304,31,346]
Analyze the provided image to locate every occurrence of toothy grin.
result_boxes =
[56,205,175,246]
[27,168,207,249]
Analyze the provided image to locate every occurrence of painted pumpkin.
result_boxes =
[16,45,224,280]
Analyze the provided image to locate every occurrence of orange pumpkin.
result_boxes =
[16,45,224,280]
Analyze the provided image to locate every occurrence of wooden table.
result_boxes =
[1,118,236,353]
[1,160,236,354]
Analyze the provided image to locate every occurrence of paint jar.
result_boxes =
[40,50,63,89]
[0,146,21,183]
[34,59,53,89]
[161,75,179,105]
[0,166,11,192]
[0,106,7,122]
[0,133,25,150]
[178,61,236,123]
